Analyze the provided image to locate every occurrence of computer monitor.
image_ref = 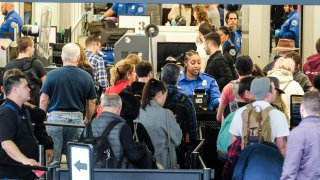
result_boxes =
[118,15,150,34]
[290,95,303,129]
[157,42,197,72]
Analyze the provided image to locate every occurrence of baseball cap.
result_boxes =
[268,76,285,94]
[250,77,271,100]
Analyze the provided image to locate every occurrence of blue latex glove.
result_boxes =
[97,16,104,21]
[275,29,280,37]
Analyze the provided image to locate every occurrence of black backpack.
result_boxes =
[164,91,192,168]
[79,121,122,168]
[19,58,41,106]
[164,92,189,140]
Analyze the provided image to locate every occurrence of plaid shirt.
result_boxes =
[86,50,108,90]
[165,84,198,141]
[222,138,242,180]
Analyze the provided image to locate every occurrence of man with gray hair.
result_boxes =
[85,94,150,168]
[161,63,197,168]
[229,77,289,155]
[281,91,320,179]
[40,43,97,164]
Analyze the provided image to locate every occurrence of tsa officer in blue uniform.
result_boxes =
[225,11,242,54]
[275,5,300,47]
[217,26,238,62]
[178,50,221,110]
[0,2,23,40]
[98,3,146,21]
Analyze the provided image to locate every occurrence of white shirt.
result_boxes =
[229,101,289,142]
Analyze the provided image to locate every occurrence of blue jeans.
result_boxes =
[46,111,84,163]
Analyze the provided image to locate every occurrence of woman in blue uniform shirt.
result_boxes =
[178,50,221,110]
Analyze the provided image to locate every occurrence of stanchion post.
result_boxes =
[203,168,211,180]
[38,144,45,180]
[190,152,199,169]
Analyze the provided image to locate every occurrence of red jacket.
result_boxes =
[97,80,131,116]
[303,53,320,85]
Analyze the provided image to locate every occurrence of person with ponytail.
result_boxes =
[105,59,136,94]
[135,78,182,169]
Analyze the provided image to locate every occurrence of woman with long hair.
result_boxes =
[105,59,136,94]
[135,78,182,169]
[76,43,94,79]
[119,91,154,155]
[193,5,210,25]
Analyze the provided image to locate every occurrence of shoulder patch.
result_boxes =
[202,79,207,86]
[229,49,237,56]
[291,20,298,26]
[137,7,143,13]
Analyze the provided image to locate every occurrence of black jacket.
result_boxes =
[0,99,53,150]
[205,50,233,92]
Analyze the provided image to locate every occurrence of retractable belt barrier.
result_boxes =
[54,168,212,180]
[44,122,86,128]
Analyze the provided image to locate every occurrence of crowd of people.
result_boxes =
[1,3,320,180]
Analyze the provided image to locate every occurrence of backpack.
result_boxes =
[217,111,235,161]
[164,91,189,142]
[241,104,274,148]
[19,58,41,106]
[163,91,190,168]
[79,121,122,168]
[228,80,240,113]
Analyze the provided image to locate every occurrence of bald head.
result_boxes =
[1,2,14,15]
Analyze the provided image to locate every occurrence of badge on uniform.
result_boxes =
[291,20,298,26]
[137,7,143,13]
[237,37,241,44]
[131,5,135,10]
[202,80,207,86]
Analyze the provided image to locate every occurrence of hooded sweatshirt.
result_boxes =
[267,69,304,123]
[303,53,320,85]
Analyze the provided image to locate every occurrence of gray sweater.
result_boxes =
[135,100,182,169]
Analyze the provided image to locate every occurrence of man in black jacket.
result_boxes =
[1,69,54,164]
[204,32,233,92]
[122,61,153,99]
[0,73,39,179]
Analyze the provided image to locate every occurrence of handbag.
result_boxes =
[165,110,179,169]
[175,5,186,26]
[133,122,158,169]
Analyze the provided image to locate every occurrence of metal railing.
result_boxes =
[190,139,206,169]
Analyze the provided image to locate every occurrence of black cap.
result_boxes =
[268,76,285,94]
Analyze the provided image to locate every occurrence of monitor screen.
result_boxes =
[290,95,303,129]
[157,42,197,72]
